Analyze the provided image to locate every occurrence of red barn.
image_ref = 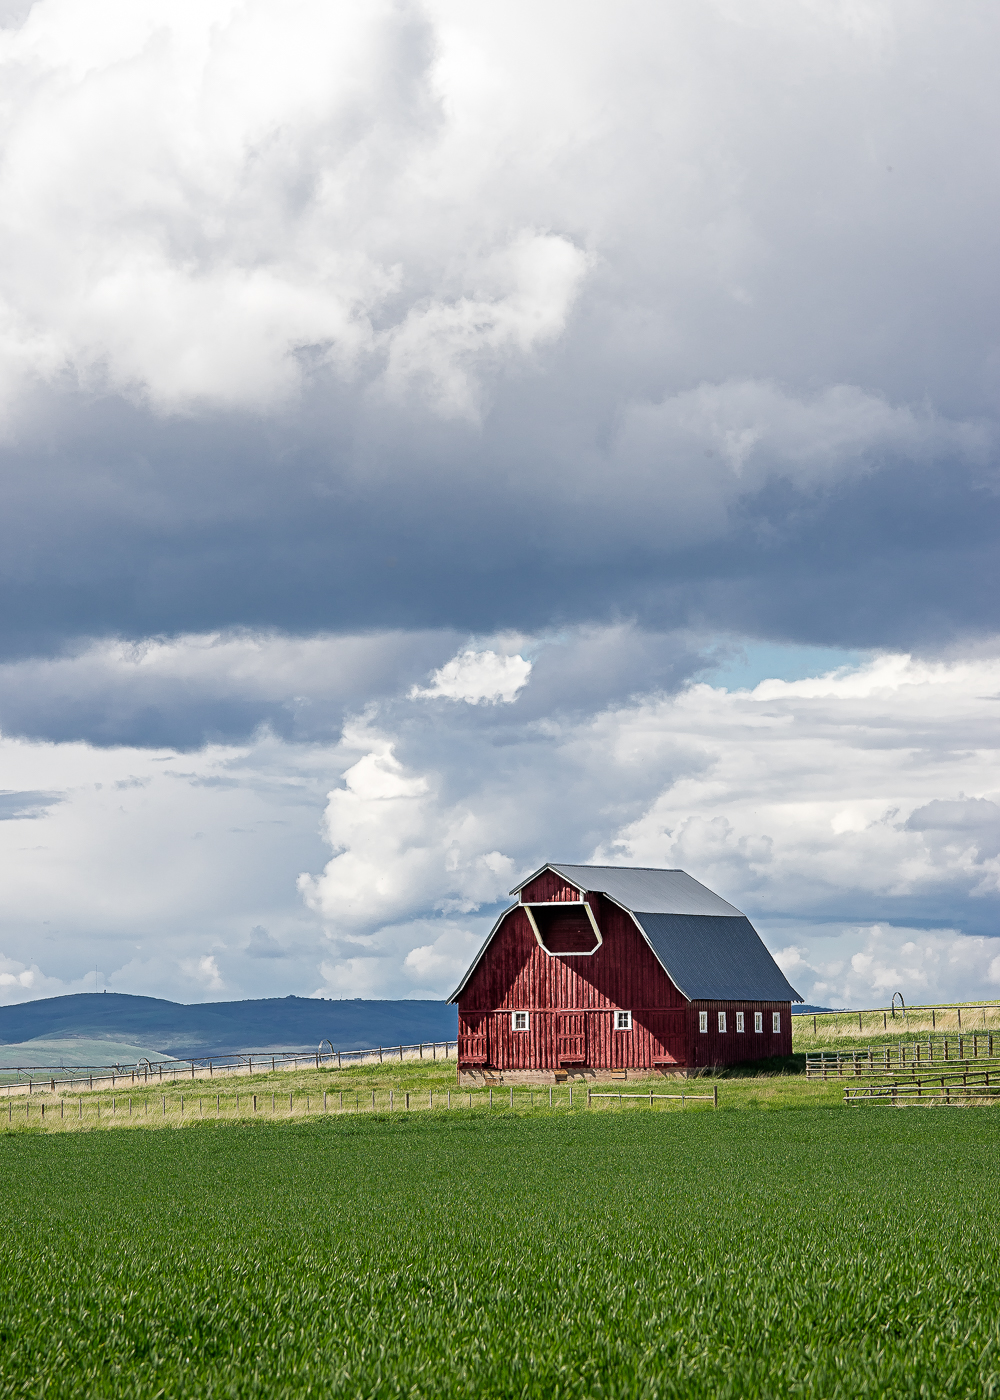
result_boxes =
[449,864,802,1081]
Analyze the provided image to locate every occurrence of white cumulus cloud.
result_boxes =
[409,648,532,703]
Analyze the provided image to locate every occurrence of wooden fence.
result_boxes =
[806,1033,998,1079]
[0,1040,458,1098]
[589,1087,717,1108]
[3,1079,715,1128]
[844,1066,1000,1107]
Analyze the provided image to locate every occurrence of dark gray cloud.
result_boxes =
[0,3,995,668]
[0,385,995,665]
[1,3,999,1013]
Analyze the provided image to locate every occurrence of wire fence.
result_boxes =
[2,1078,717,1129]
[0,1040,458,1097]
[796,1002,1000,1035]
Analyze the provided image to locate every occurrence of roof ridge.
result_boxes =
[555,863,684,872]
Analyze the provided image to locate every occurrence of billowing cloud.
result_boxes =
[0,4,999,1013]
[409,648,532,704]
[0,1,587,419]
[0,1,995,652]
[773,924,1000,1011]
[297,717,516,931]
[1,629,999,1008]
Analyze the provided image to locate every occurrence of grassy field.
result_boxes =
[792,1002,1000,1045]
[2,1104,999,1398]
[2,1053,849,1129]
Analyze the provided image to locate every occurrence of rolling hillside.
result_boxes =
[0,993,456,1061]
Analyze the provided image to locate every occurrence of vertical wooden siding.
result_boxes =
[457,894,794,1070]
[687,1001,793,1065]
[519,869,583,902]
[458,897,689,1071]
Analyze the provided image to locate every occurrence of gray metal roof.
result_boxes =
[449,864,802,1003]
[538,864,744,917]
[632,913,802,1002]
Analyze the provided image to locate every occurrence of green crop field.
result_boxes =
[2,1106,999,1398]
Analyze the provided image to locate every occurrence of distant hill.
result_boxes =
[0,993,457,1060]
[791,1004,840,1014]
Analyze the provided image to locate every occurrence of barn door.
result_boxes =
[648,1011,686,1066]
[459,1014,488,1064]
[557,1012,587,1064]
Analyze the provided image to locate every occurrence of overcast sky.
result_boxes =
[1,0,998,1012]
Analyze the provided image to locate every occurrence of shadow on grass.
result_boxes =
[706,1054,807,1079]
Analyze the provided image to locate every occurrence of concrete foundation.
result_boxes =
[457,1065,691,1086]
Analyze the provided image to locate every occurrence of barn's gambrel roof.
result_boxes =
[448,863,803,1003]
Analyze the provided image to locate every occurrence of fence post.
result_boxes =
[405,1092,410,1110]
[588,1088,592,1107]
[252,1095,256,1112]
[429,1091,433,1109]
[420,1043,423,1060]
[714,1085,718,1108]
[399,1045,403,1062]
[162,1095,166,1116]
[958,1008,962,1029]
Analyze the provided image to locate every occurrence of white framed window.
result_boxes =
[614,1010,632,1031]
[717,1012,727,1033]
[511,1010,529,1031]
[772,1012,781,1033]
[754,1012,763,1033]
[699,1011,708,1033]
[736,1012,745,1033]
